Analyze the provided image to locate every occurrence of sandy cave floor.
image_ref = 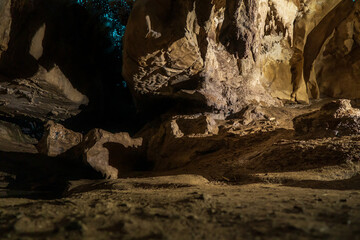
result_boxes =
[0,175,360,240]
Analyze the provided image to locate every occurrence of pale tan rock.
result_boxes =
[309,1,360,100]
[37,121,83,157]
[33,65,89,105]
[29,23,46,60]
[0,0,11,59]
[82,129,143,179]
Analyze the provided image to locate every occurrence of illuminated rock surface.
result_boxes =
[123,0,359,111]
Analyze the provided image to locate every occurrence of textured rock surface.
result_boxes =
[0,69,88,121]
[0,120,37,153]
[0,0,11,59]
[137,99,360,173]
[142,114,221,170]
[294,99,360,138]
[123,0,359,112]
[37,121,83,157]
[309,1,360,99]
[82,129,143,179]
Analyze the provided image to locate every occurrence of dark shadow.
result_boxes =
[282,174,360,191]
[104,142,150,174]
[0,150,101,199]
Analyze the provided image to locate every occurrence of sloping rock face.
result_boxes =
[123,0,359,112]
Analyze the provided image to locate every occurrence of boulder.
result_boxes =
[82,129,143,179]
[293,99,360,137]
[37,121,83,157]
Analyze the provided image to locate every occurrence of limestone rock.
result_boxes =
[0,73,86,121]
[293,99,360,137]
[37,121,83,157]
[82,129,143,179]
[0,0,11,59]
[122,0,304,111]
[124,0,359,112]
[309,1,360,99]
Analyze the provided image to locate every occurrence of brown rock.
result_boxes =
[171,114,219,137]
[145,114,222,170]
[124,0,359,111]
[37,121,83,157]
[0,0,11,59]
[308,1,360,99]
[82,129,143,179]
[293,99,360,137]
[123,0,299,112]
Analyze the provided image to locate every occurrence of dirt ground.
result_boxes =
[1,174,360,240]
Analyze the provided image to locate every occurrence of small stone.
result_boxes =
[37,121,82,157]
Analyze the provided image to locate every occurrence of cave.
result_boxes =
[0,0,360,239]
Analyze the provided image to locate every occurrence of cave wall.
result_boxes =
[310,1,360,99]
[123,0,359,113]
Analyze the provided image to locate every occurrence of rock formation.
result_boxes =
[82,129,143,179]
[123,0,359,112]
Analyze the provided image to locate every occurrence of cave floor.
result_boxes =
[1,175,360,240]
